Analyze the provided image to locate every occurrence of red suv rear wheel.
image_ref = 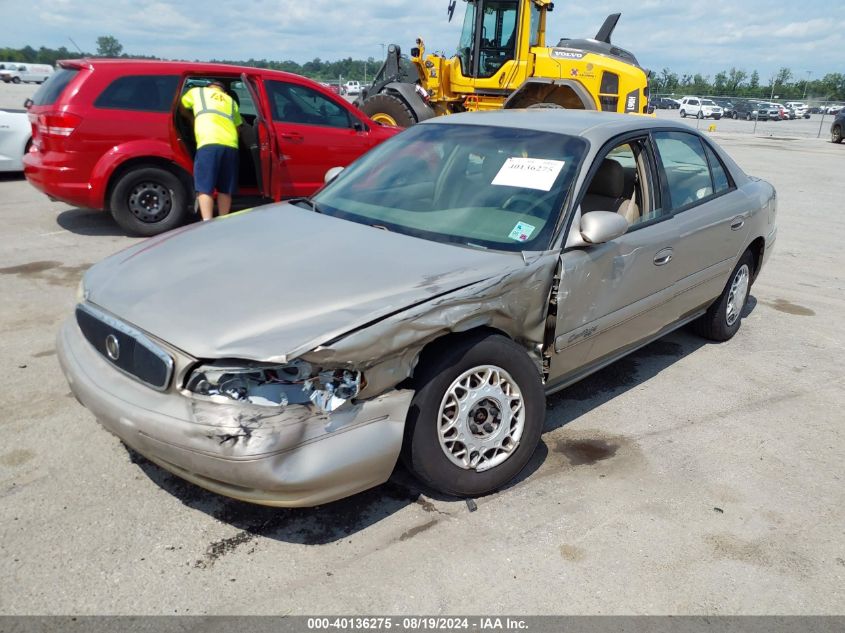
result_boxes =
[110,167,189,236]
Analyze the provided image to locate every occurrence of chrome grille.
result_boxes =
[75,303,174,391]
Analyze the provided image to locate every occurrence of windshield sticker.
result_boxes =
[492,158,566,192]
[508,221,536,243]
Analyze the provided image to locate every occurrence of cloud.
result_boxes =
[5,0,844,77]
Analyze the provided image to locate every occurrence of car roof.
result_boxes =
[423,109,702,143]
[58,58,307,82]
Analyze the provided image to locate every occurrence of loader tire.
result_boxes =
[360,93,418,128]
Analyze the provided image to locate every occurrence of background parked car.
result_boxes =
[732,100,779,121]
[679,97,723,119]
[0,109,32,172]
[784,101,810,119]
[344,80,362,96]
[0,62,53,84]
[711,98,735,118]
[651,97,680,109]
[24,60,399,236]
[832,111,845,143]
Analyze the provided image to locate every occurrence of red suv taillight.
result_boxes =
[36,112,82,137]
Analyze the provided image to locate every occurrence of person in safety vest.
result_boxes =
[180,80,243,221]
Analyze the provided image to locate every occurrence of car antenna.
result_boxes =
[68,37,84,55]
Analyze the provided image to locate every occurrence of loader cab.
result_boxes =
[453,0,542,90]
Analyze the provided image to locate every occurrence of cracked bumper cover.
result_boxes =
[57,318,415,507]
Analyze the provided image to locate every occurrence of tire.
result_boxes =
[694,251,754,342]
[12,76,21,84]
[714,115,722,120]
[360,93,418,128]
[109,166,189,237]
[732,112,738,120]
[680,110,686,118]
[697,110,704,119]
[832,125,843,144]
[527,102,565,109]
[746,113,752,121]
[404,333,545,497]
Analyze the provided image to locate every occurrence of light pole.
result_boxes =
[380,43,386,59]
[803,70,812,100]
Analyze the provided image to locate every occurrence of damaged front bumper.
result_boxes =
[57,318,414,507]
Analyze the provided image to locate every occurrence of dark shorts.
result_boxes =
[194,144,239,195]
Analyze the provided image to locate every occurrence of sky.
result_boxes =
[1,0,842,80]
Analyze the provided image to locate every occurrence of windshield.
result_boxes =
[701,99,716,106]
[312,123,586,252]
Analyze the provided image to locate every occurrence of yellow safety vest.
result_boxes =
[181,86,242,149]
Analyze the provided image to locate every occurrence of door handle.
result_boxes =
[280,132,304,143]
[653,248,673,266]
[730,216,746,231]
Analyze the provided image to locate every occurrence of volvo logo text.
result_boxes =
[105,334,120,361]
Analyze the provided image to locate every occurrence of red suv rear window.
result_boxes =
[31,68,79,106]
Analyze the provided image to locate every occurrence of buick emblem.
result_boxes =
[105,334,120,361]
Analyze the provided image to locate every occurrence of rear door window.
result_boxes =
[31,68,79,106]
[653,131,713,210]
[702,143,733,195]
[95,75,180,112]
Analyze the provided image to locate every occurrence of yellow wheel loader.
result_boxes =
[357,0,651,127]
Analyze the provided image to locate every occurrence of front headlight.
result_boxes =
[185,359,362,413]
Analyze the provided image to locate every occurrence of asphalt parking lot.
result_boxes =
[1,82,843,615]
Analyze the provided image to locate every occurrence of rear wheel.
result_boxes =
[527,102,565,109]
[110,166,189,236]
[694,251,754,342]
[360,93,418,128]
[832,125,843,144]
[404,334,545,497]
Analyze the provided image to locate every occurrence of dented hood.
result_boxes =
[84,203,519,361]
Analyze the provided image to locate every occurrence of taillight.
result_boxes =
[37,112,81,137]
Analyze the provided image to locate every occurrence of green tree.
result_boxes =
[726,67,747,94]
[96,35,123,57]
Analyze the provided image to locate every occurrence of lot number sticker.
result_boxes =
[508,221,536,243]
[492,158,566,191]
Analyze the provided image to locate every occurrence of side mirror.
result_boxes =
[324,166,344,184]
[579,211,628,244]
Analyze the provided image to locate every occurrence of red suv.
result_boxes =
[24,59,399,235]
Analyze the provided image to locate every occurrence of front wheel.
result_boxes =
[694,251,754,342]
[359,93,418,128]
[732,112,738,120]
[11,76,21,84]
[404,334,545,497]
[832,125,843,144]
[110,166,189,236]
[680,109,686,118]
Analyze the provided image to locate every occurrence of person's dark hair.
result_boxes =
[208,80,226,90]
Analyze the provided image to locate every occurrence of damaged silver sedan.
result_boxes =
[58,110,777,506]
